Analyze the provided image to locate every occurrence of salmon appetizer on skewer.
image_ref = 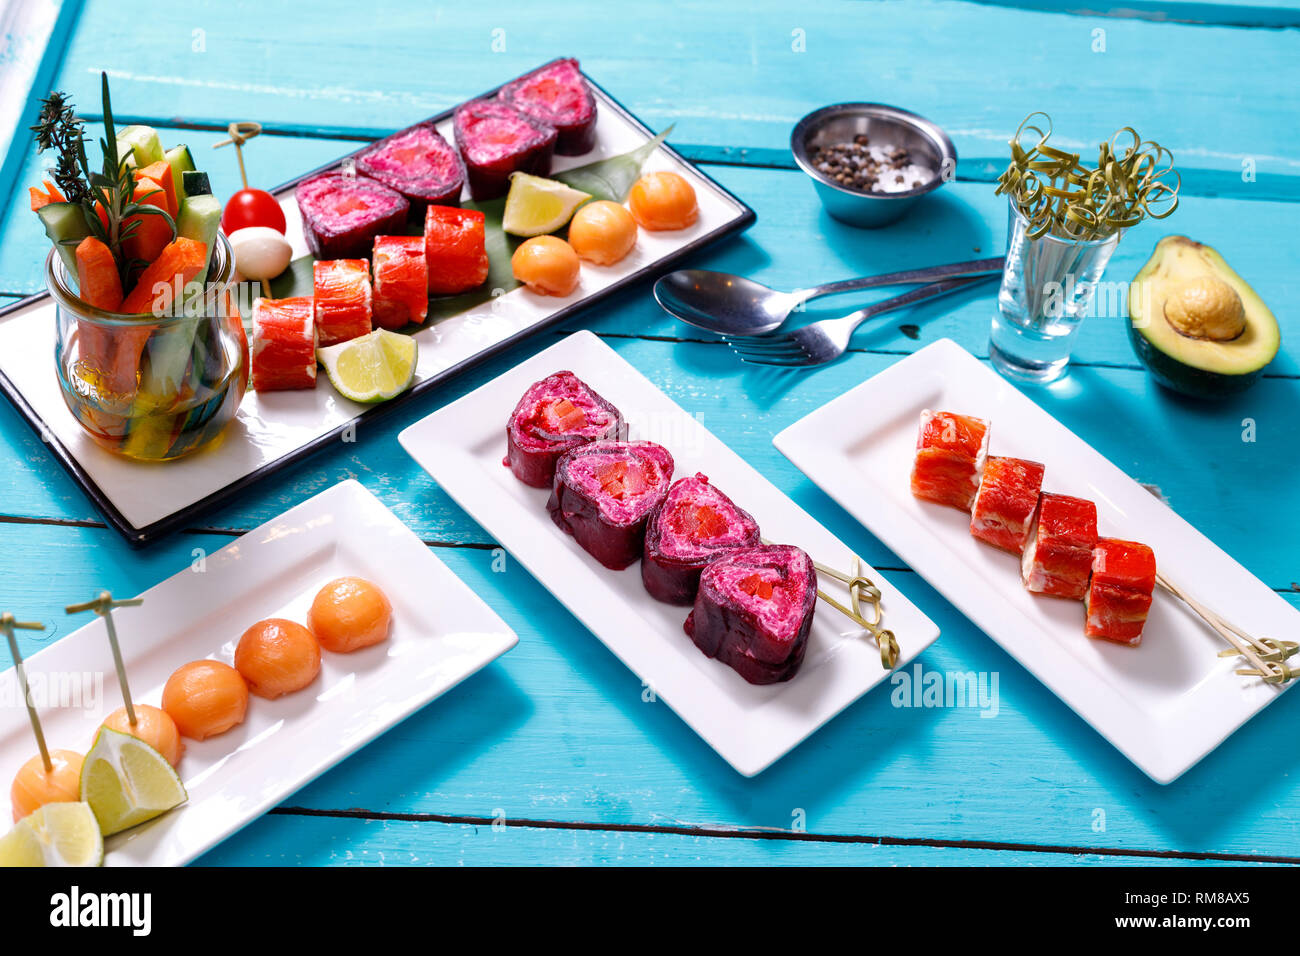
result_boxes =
[1085,538,1157,646]
[1021,493,1098,600]
[910,409,990,511]
[969,456,1046,554]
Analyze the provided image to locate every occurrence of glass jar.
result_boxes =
[988,200,1122,384]
[46,232,249,461]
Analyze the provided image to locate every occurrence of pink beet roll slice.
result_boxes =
[1021,493,1098,600]
[497,58,597,156]
[453,99,557,200]
[251,297,317,392]
[295,173,409,259]
[313,259,373,347]
[547,440,674,570]
[684,544,817,685]
[1085,538,1157,647]
[355,121,465,216]
[506,371,625,488]
[910,409,990,512]
[371,235,429,329]
[642,474,761,605]
[969,455,1046,554]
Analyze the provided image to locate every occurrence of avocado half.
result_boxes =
[1128,236,1280,398]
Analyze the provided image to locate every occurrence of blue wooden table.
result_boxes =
[1,0,1298,866]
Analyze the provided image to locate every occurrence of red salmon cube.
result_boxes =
[969,456,1046,554]
[910,409,989,511]
[372,236,429,329]
[251,297,317,391]
[1085,538,1157,646]
[424,205,490,294]
[312,259,372,347]
[1021,493,1098,600]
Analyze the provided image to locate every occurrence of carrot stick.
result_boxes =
[74,237,123,312]
[133,161,177,217]
[121,177,173,265]
[120,237,208,315]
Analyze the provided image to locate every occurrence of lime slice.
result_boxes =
[80,727,187,837]
[0,802,103,867]
[502,172,591,237]
[317,329,417,404]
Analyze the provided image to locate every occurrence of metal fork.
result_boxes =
[725,274,997,367]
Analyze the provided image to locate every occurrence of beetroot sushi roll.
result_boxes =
[969,456,1046,554]
[497,58,597,156]
[1021,493,1098,600]
[251,297,317,392]
[642,474,761,605]
[453,99,557,200]
[313,259,372,347]
[547,440,674,570]
[1085,538,1157,646]
[910,410,990,512]
[355,121,465,216]
[685,544,817,685]
[506,371,625,488]
[296,173,409,260]
[372,235,429,329]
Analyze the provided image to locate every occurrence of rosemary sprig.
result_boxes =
[31,72,177,289]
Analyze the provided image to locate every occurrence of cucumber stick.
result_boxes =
[117,126,164,169]
[165,145,196,200]
[36,202,90,276]
[140,192,223,397]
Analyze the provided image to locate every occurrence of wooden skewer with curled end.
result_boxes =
[1,612,49,769]
[1155,573,1298,684]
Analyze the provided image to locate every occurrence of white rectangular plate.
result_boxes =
[398,330,940,776]
[0,479,518,865]
[0,65,753,544]
[773,338,1294,783]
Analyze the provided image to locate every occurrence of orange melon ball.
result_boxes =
[162,660,250,741]
[103,704,184,767]
[308,577,393,653]
[234,618,321,700]
[10,749,83,822]
[567,200,638,265]
[511,235,580,296]
[628,171,698,231]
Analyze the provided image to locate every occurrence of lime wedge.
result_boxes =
[80,727,187,837]
[317,329,417,404]
[0,802,103,867]
[502,172,591,237]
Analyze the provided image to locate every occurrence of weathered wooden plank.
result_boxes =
[43,0,1300,191]
[1,520,1298,861]
[194,813,1289,866]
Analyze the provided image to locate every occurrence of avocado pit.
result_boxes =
[1163,275,1245,341]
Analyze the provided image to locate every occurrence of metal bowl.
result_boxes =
[791,102,956,228]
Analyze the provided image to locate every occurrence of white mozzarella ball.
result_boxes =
[228,226,293,280]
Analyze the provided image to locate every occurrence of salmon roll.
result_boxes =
[372,235,429,329]
[507,370,626,488]
[547,440,674,570]
[969,456,1046,554]
[685,544,817,685]
[251,297,317,392]
[424,205,490,295]
[642,474,761,605]
[1085,538,1157,646]
[313,259,372,347]
[910,409,990,511]
[1021,493,1098,600]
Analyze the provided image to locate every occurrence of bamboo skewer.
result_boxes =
[213,121,263,191]
[1155,573,1296,684]
[1,612,50,770]
[66,592,145,724]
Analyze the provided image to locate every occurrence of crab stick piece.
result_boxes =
[969,456,1046,554]
[910,409,989,511]
[1021,493,1098,600]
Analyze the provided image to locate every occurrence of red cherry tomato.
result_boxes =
[221,188,286,234]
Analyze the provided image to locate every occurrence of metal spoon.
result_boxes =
[653,256,1005,337]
